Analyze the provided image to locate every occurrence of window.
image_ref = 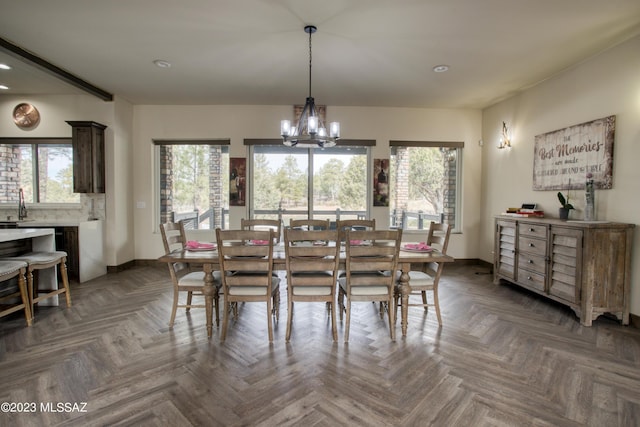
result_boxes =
[249,142,371,224]
[155,140,230,229]
[0,140,79,204]
[389,141,462,230]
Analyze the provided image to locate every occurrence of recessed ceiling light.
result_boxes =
[0,63,12,70]
[0,85,9,90]
[433,65,449,73]
[153,59,171,68]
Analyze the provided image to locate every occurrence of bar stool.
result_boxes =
[0,260,32,326]
[9,251,72,320]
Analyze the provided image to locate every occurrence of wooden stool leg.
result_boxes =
[27,268,35,321]
[18,269,32,326]
[60,258,72,307]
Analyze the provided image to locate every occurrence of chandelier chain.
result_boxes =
[308,28,313,99]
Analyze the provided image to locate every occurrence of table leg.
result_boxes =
[399,264,410,337]
[203,264,216,338]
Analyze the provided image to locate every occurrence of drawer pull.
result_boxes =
[528,259,533,263]
[529,243,534,247]
[527,276,532,280]
[529,228,535,232]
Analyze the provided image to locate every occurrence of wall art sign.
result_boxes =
[373,158,389,206]
[533,115,615,190]
[229,157,246,206]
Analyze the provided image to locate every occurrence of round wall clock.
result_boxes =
[13,103,40,129]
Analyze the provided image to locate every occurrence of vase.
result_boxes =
[559,208,570,220]
[585,179,595,221]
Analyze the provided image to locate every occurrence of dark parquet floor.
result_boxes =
[1,263,640,427]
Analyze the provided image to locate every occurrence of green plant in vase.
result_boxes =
[557,191,574,219]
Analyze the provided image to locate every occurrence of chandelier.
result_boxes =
[281,25,340,148]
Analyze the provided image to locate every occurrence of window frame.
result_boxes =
[0,137,79,206]
[153,138,231,231]
[389,140,463,233]
[245,139,375,223]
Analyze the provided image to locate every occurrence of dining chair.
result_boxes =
[289,219,331,231]
[241,218,282,244]
[335,219,376,241]
[0,260,32,326]
[160,221,221,328]
[215,229,280,341]
[284,228,340,341]
[394,221,451,326]
[337,228,402,342]
[335,218,377,284]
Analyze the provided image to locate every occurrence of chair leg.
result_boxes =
[329,301,337,342]
[338,287,345,321]
[393,290,400,326]
[433,287,442,326]
[186,291,193,312]
[273,291,280,321]
[214,290,220,327]
[266,298,273,342]
[27,269,35,321]
[344,300,351,343]
[17,270,32,326]
[285,298,293,342]
[388,297,396,341]
[169,290,179,328]
[422,290,428,311]
[221,300,231,341]
[59,258,71,307]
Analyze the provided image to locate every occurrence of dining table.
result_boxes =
[158,242,455,338]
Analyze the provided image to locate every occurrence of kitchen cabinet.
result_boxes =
[494,216,634,326]
[66,121,107,193]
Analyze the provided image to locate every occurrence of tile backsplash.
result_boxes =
[0,194,105,223]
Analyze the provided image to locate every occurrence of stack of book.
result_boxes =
[504,207,544,217]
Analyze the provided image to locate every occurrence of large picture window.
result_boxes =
[249,142,371,224]
[0,139,79,205]
[155,140,230,229]
[389,141,462,230]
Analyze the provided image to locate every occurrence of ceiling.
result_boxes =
[1,0,640,109]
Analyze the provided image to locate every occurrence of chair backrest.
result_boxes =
[215,229,275,289]
[421,222,451,280]
[160,221,187,254]
[241,218,282,243]
[343,229,402,290]
[159,221,191,280]
[284,228,340,290]
[289,219,331,231]
[427,221,451,255]
[336,219,376,243]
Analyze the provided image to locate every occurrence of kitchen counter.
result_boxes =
[0,227,56,243]
[2,220,106,283]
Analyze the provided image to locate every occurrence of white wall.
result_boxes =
[132,105,483,261]
[481,35,640,316]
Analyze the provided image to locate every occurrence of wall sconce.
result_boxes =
[498,121,511,149]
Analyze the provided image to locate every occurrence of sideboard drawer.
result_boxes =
[518,236,547,256]
[517,270,546,293]
[519,223,547,238]
[518,253,546,275]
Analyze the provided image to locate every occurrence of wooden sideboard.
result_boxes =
[494,216,634,326]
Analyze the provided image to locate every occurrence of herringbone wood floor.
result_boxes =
[1,264,639,427]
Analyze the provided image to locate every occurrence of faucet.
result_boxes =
[18,188,27,220]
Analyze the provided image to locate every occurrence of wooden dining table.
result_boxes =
[158,243,454,338]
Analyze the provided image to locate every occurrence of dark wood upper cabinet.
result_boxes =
[66,121,107,193]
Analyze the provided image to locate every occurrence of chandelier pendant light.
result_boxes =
[281,25,340,148]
